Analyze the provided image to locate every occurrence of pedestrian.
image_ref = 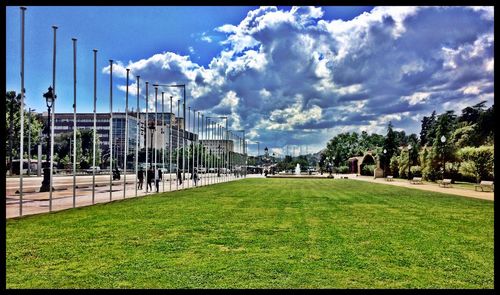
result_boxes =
[137,167,144,189]
[155,167,162,192]
[147,167,153,192]
[193,169,198,186]
[177,168,182,185]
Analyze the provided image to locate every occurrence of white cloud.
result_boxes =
[401,92,430,106]
[103,6,493,153]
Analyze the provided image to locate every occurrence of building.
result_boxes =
[48,111,195,169]
[200,140,234,154]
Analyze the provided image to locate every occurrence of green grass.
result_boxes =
[6,179,494,288]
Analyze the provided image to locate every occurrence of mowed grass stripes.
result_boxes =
[6,178,494,288]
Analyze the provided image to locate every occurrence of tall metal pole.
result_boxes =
[187,106,191,188]
[19,7,27,216]
[49,25,57,212]
[92,49,97,204]
[182,102,185,189]
[206,118,209,186]
[154,86,158,191]
[145,82,149,193]
[245,133,247,177]
[28,108,32,176]
[72,38,77,208]
[209,119,212,185]
[135,75,140,198]
[162,92,165,192]
[200,114,207,185]
[197,111,200,186]
[191,109,195,186]
[169,96,173,192]
[177,99,180,190]
[109,60,113,201]
[123,69,130,199]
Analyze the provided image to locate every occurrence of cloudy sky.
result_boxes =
[6,6,494,156]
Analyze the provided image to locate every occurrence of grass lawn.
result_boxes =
[6,178,494,288]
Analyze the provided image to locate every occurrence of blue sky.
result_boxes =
[6,6,494,156]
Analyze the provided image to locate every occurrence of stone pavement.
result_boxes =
[347,174,494,201]
[6,172,252,219]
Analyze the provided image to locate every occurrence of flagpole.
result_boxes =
[123,68,129,199]
[109,59,113,201]
[177,99,180,190]
[49,25,58,212]
[169,96,173,192]
[162,92,165,192]
[145,81,149,193]
[72,38,77,208]
[19,7,26,216]
[92,49,97,204]
[135,75,140,198]
[184,107,192,188]
[154,85,158,191]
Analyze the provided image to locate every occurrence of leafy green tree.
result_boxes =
[457,145,494,183]
[389,154,400,178]
[6,91,44,175]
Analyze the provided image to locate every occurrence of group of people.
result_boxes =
[137,167,200,192]
[137,167,162,192]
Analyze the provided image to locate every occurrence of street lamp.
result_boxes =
[333,156,335,175]
[407,144,412,180]
[383,149,387,177]
[40,87,56,192]
[326,156,333,178]
[441,135,446,180]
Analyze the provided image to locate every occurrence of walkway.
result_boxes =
[349,175,494,201]
[6,173,252,219]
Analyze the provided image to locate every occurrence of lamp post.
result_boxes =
[441,135,446,181]
[327,156,333,178]
[40,87,56,192]
[383,149,387,177]
[333,156,335,176]
[407,144,412,180]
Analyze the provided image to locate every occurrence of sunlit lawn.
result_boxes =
[6,178,494,288]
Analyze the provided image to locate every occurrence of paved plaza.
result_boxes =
[6,173,261,219]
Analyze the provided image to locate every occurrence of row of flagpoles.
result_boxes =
[15,7,248,217]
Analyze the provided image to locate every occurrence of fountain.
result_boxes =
[295,163,301,175]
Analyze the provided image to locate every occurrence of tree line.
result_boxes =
[321,101,494,183]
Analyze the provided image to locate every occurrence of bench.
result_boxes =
[439,179,452,188]
[475,181,494,192]
[410,177,423,184]
[385,176,394,181]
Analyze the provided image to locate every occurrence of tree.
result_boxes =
[475,104,494,146]
[6,91,44,171]
[457,146,494,183]
[325,132,362,167]
[459,100,486,124]
[383,122,398,173]
[420,110,437,146]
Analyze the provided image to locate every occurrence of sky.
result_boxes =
[6,6,494,156]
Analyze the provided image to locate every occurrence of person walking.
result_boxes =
[177,168,182,185]
[193,169,198,186]
[137,167,144,189]
[155,167,162,192]
[147,167,153,192]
